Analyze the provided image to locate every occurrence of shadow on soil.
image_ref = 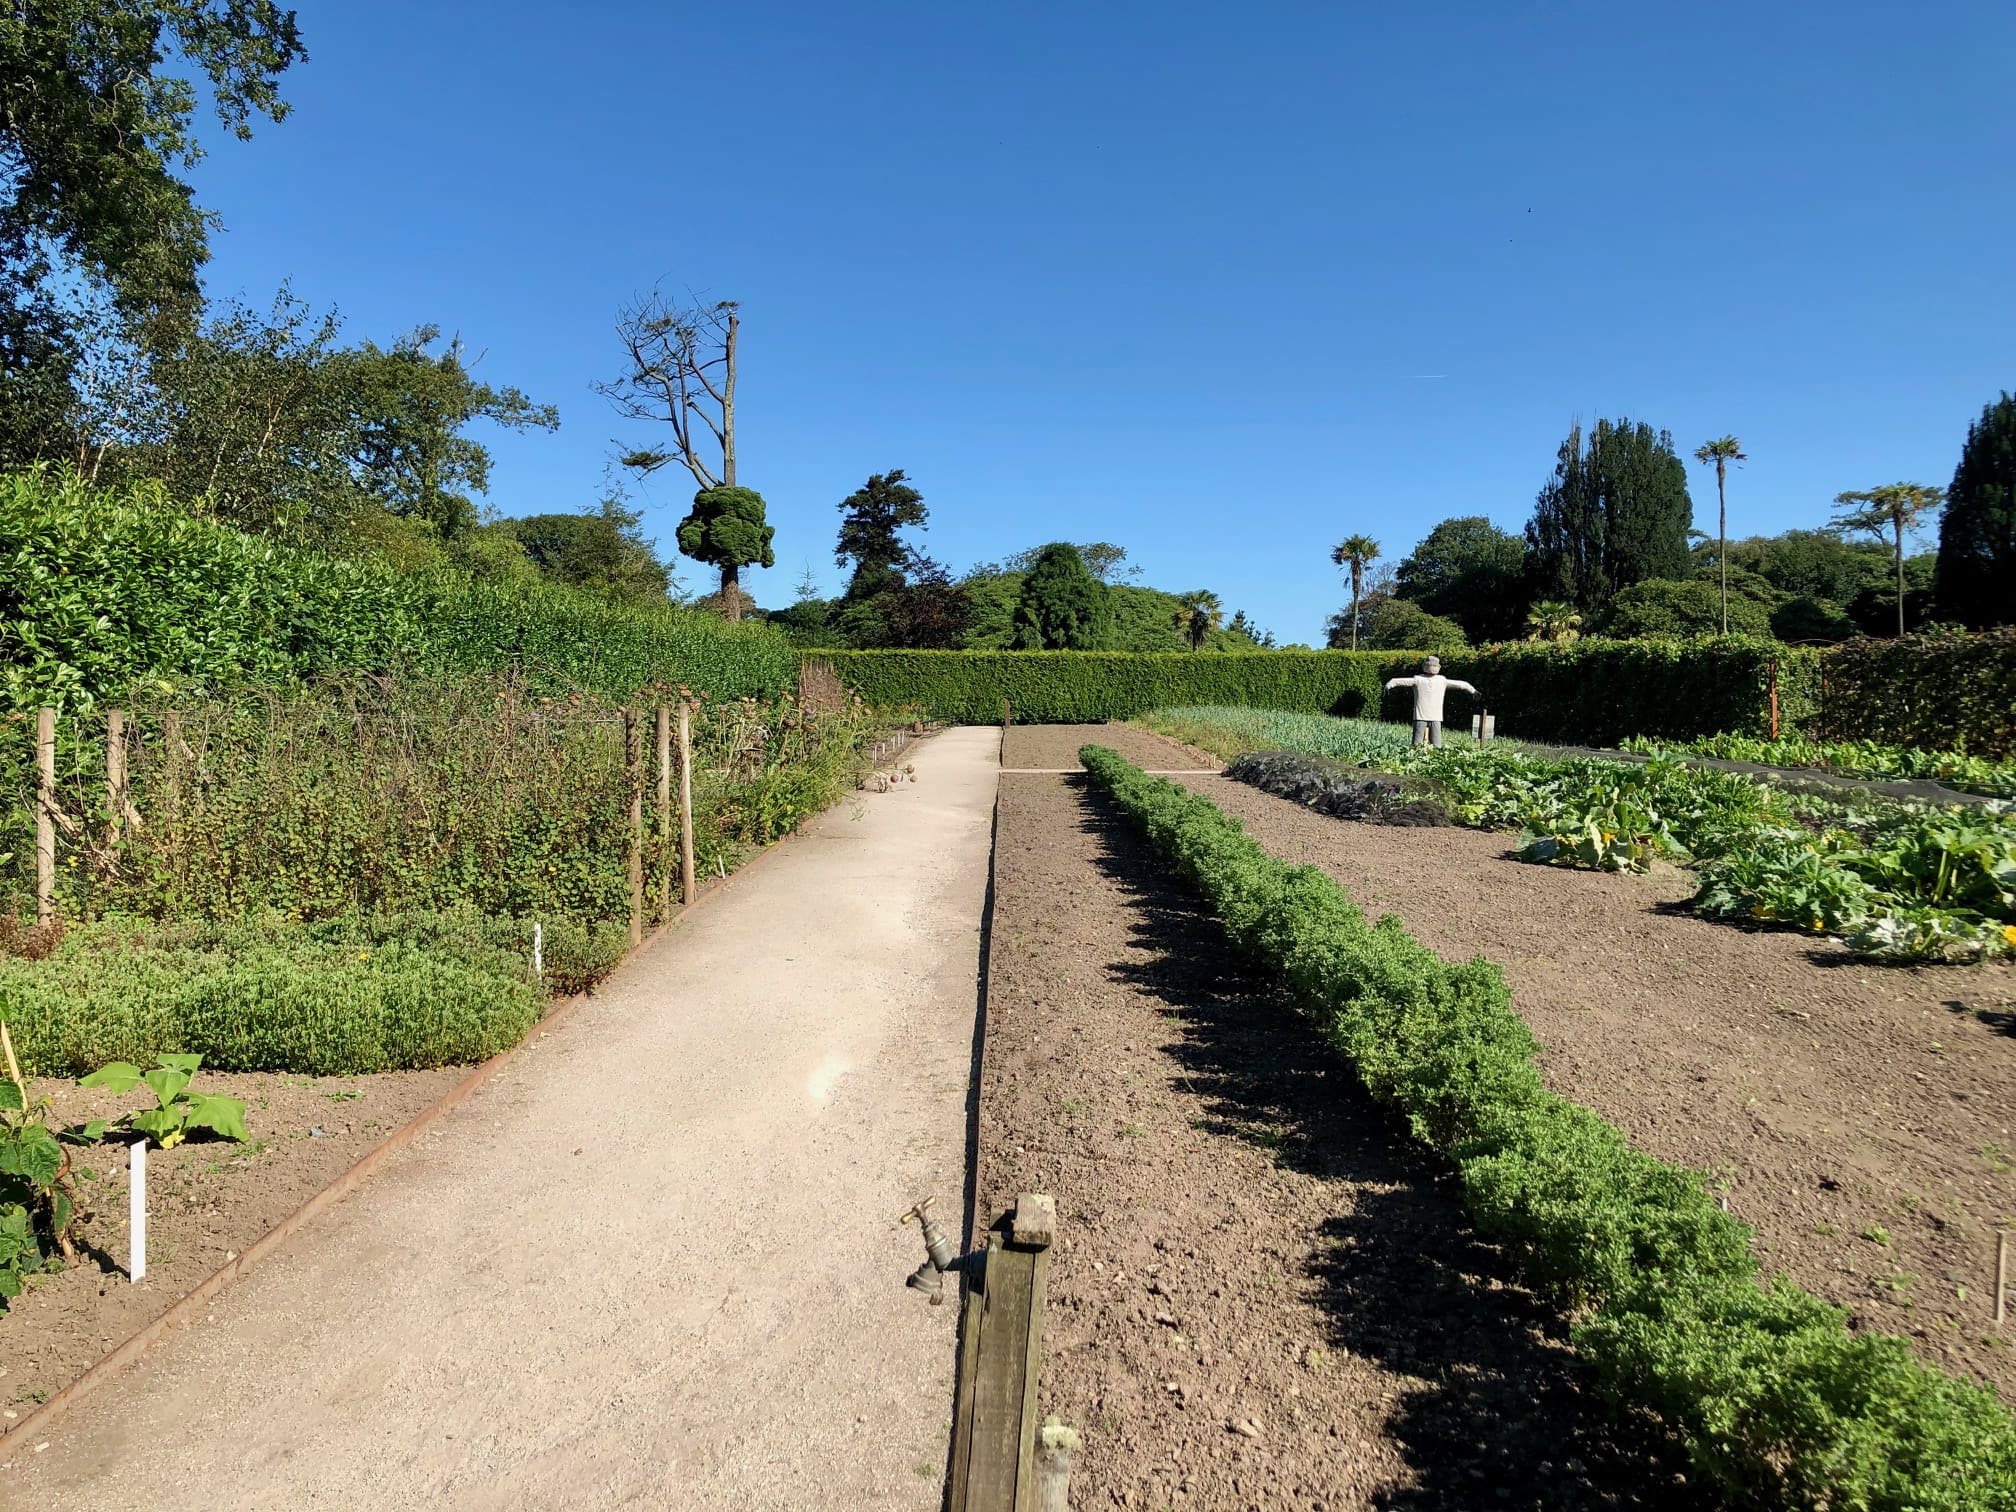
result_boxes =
[1074,787,1717,1512]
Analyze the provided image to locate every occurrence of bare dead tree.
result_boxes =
[596,289,739,490]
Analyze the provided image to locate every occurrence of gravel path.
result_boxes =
[1,727,1001,1512]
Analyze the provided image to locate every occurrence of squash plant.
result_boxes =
[78,1055,247,1149]
[0,1006,79,1302]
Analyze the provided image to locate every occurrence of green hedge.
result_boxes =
[0,912,554,1077]
[1433,637,1820,745]
[1079,745,2016,1510]
[0,471,796,712]
[1819,629,2016,758]
[821,640,1818,742]
[816,649,1423,724]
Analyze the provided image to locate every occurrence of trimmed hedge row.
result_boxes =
[1819,629,2016,759]
[814,649,1418,724]
[820,640,1816,743]
[1079,744,2016,1510]
[1435,637,1820,745]
[0,471,797,712]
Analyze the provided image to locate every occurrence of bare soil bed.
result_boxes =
[977,769,1706,1509]
[1003,723,1220,772]
[1,1063,462,1418]
[1179,771,2016,1403]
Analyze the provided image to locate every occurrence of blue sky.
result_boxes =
[187,1,2016,644]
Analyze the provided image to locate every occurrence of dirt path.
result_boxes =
[0,727,1000,1512]
[1180,772,2016,1402]
[979,764,1701,1509]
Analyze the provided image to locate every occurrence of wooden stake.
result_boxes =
[625,711,644,947]
[1768,656,1781,741]
[677,701,697,907]
[106,708,128,851]
[35,705,56,926]
[655,704,672,922]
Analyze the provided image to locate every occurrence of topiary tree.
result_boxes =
[676,485,774,614]
[1935,392,2016,628]
[1011,543,1113,649]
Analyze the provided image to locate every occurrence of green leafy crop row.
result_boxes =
[1623,731,2016,800]
[1155,706,2016,965]
[0,911,554,1078]
[1079,744,2016,1510]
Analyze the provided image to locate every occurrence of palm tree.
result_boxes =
[1692,436,1747,634]
[1831,484,1945,637]
[1329,535,1381,650]
[1171,590,1223,651]
[1525,600,1583,643]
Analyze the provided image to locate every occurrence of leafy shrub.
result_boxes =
[1079,745,2016,1509]
[0,913,545,1077]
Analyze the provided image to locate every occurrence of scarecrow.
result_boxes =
[1383,656,1477,747]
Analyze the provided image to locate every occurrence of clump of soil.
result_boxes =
[977,764,1703,1508]
[0,1064,462,1419]
[1227,750,1448,826]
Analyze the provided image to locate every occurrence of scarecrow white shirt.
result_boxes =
[1383,673,1476,724]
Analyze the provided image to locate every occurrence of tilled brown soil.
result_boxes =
[977,770,1707,1509]
[1003,723,1220,772]
[0,1064,461,1418]
[1180,771,2016,1403]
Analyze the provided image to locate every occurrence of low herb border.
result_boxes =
[1079,744,2016,1511]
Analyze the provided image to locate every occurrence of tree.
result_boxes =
[1349,598,1468,655]
[1692,436,1747,634]
[1003,541,1140,583]
[1724,528,1890,604]
[1329,534,1381,650]
[875,554,973,649]
[835,469,928,601]
[1392,515,1527,642]
[1526,419,1693,615]
[1936,392,2016,628]
[1597,573,1778,639]
[1171,590,1223,651]
[0,1,305,315]
[1225,609,1274,648]
[1011,543,1112,649]
[676,486,775,615]
[1831,484,1945,637]
[339,327,557,539]
[1525,600,1583,643]
[502,498,669,603]
[599,290,766,617]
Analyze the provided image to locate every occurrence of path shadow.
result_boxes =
[1073,788,1714,1512]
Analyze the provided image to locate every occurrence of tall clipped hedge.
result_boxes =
[1081,746,2016,1510]
[821,640,1815,743]
[815,649,1418,724]
[1818,629,2016,758]
[1433,636,1820,745]
[0,471,797,711]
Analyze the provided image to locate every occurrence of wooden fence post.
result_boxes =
[1768,656,1781,741]
[625,711,645,948]
[677,700,697,907]
[105,708,129,853]
[949,1193,1055,1512]
[656,704,672,922]
[35,706,56,926]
